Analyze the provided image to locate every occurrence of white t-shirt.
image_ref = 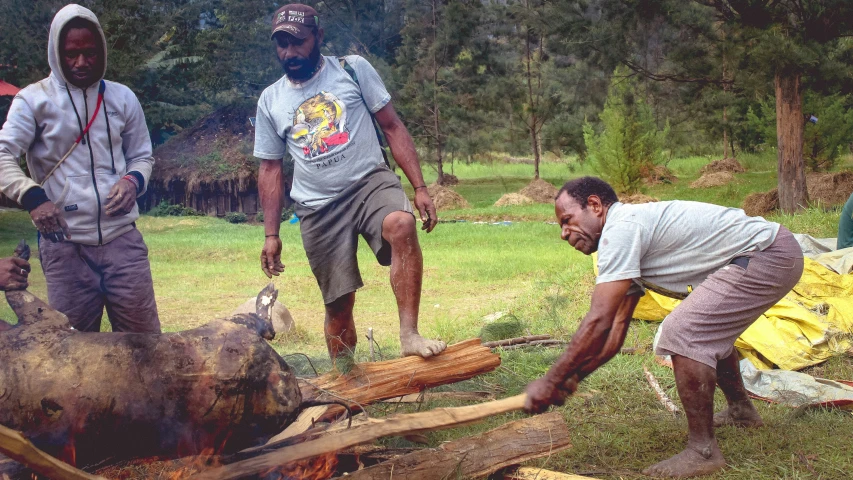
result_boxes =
[253,55,391,207]
[596,201,780,298]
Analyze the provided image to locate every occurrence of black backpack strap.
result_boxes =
[339,57,392,168]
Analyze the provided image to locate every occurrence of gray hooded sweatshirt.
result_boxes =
[0,4,154,245]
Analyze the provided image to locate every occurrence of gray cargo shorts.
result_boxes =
[655,226,803,368]
[294,165,414,304]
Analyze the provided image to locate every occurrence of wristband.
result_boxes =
[414,185,427,190]
[122,174,141,193]
[265,234,279,238]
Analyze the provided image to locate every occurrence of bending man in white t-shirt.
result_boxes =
[254,4,446,364]
[524,176,803,478]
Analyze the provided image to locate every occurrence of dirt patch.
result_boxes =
[806,171,853,207]
[700,158,746,175]
[690,171,735,189]
[619,193,659,204]
[742,189,778,217]
[494,193,534,207]
[518,178,559,203]
[427,184,470,211]
[641,165,677,186]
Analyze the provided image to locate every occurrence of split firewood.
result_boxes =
[0,424,105,480]
[299,338,502,422]
[340,411,571,479]
[238,340,501,456]
[189,394,528,480]
[483,335,552,348]
[1,244,301,468]
[643,365,681,415]
[505,467,602,479]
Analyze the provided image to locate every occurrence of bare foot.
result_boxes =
[400,332,447,358]
[713,403,764,428]
[643,441,726,478]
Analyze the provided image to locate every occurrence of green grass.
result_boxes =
[1,155,851,479]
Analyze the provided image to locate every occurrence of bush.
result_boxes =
[255,206,295,224]
[148,200,204,217]
[584,67,668,193]
[224,212,247,224]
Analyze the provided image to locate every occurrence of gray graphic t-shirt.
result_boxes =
[253,55,391,207]
[596,201,780,298]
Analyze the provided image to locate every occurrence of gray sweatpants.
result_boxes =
[38,227,161,333]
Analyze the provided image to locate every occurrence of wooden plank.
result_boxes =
[189,394,527,480]
[341,411,570,479]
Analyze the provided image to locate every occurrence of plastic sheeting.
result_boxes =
[629,238,853,371]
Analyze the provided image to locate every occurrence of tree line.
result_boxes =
[2,0,853,212]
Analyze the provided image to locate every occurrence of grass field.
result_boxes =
[1,152,851,479]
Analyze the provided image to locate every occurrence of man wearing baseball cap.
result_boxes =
[255,4,446,363]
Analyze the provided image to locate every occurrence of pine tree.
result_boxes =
[584,69,668,194]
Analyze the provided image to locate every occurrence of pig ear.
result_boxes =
[5,290,72,329]
[255,283,279,321]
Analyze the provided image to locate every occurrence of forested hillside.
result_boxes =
[2,0,853,207]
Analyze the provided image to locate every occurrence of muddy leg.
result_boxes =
[643,355,726,478]
[713,351,764,428]
[325,292,357,370]
[381,212,446,358]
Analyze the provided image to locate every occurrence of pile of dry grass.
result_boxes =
[690,171,735,189]
[700,158,746,175]
[519,178,559,203]
[494,193,534,207]
[427,184,470,211]
[620,193,659,204]
[806,171,853,207]
[742,189,778,217]
[641,165,677,185]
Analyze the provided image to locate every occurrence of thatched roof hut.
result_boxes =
[145,105,260,217]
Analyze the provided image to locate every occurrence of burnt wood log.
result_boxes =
[0,245,301,469]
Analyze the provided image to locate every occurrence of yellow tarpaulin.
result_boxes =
[631,257,853,370]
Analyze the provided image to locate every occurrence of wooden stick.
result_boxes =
[367,327,375,362]
[643,365,680,415]
[343,411,571,479]
[501,340,567,351]
[381,390,496,404]
[189,394,527,480]
[483,335,552,348]
[0,424,106,480]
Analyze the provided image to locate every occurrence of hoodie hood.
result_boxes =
[47,4,107,88]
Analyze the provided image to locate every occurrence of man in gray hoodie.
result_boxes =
[0,4,160,333]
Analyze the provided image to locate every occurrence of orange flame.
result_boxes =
[260,452,339,480]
